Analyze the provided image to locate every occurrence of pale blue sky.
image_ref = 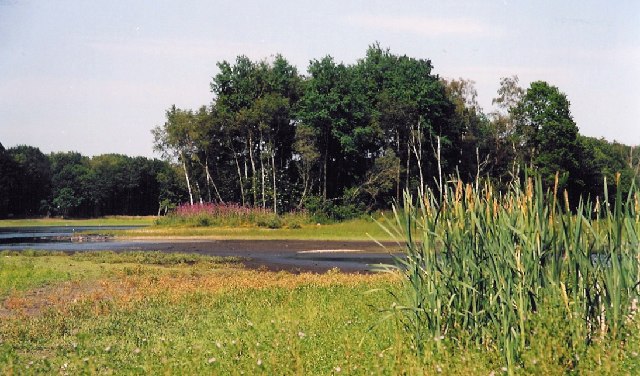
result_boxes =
[1,0,638,157]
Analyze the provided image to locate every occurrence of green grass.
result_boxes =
[1,251,639,374]
[111,217,396,241]
[0,250,241,298]
[0,215,397,241]
[0,216,156,227]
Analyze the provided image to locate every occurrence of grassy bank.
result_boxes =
[0,216,156,228]
[1,251,638,374]
[0,214,396,241]
[116,217,394,241]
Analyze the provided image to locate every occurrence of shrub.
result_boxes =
[155,202,312,228]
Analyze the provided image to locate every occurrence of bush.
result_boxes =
[155,202,312,228]
[255,214,283,229]
[303,195,366,223]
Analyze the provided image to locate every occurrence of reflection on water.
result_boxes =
[0,226,144,247]
[0,226,394,272]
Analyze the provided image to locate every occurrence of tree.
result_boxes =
[355,44,460,197]
[0,143,21,217]
[513,81,581,193]
[442,78,492,183]
[484,76,526,184]
[52,187,81,218]
[152,106,200,205]
[296,55,351,199]
[49,152,92,217]
[211,54,303,211]
[293,123,320,208]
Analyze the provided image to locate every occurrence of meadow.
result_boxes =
[0,250,638,374]
[1,176,639,374]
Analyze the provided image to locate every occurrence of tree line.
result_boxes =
[0,145,187,218]
[1,45,638,219]
[153,44,639,216]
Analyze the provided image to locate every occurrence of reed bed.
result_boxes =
[381,174,640,373]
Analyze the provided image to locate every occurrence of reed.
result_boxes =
[381,174,640,373]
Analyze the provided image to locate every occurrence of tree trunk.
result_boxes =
[411,124,424,194]
[297,174,309,209]
[204,159,225,204]
[234,153,245,206]
[195,181,203,204]
[271,146,277,214]
[228,140,245,206]
[180,152,194,205]
[259,132,266,208]
[323,146,328,199]
[396,128,401,202]
[248,133,258,206]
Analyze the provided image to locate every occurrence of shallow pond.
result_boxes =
[0,226,396,272]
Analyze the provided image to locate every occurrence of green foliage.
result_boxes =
[0,143,21,218]
[69,251,241,266]
[155,204,310,229]
[2,49,638,220]
[302,194,365,223]
[52,187,82,218]
[7,146,51,216]
[513,81,581,193]
[382,177,640,373]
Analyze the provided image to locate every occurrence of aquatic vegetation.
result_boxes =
[382,175,640,373]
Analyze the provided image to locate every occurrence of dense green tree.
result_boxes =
[579,136,639,201]
[513,81,581,193]
[7,145,52,216]
[295,45,460,208]
[296,55,351,199]
[293,123,320,207]
[211,54,303,211]
[355,45,460,200]
[487,76,524,184]
[0,143,21,217]
[49,152,92,216]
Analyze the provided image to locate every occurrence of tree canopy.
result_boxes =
[2,45,637,219]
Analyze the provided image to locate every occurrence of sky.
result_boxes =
[1,0,639,158]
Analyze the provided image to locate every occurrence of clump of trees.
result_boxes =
[2,45,637,219]
[0,145,186,218]
[153,45,639,215]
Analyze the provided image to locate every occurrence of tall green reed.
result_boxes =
[380,175,639,372]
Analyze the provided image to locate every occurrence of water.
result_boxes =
[0,226,396,272]
[0,226,143,245]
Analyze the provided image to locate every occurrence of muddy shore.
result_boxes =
[108,239,403,273]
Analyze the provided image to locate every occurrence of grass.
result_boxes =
[0,214,396,241]
[0,216,155,227]
[1,251,639,374]
[0,250,240,299]
[108,217,395,241]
